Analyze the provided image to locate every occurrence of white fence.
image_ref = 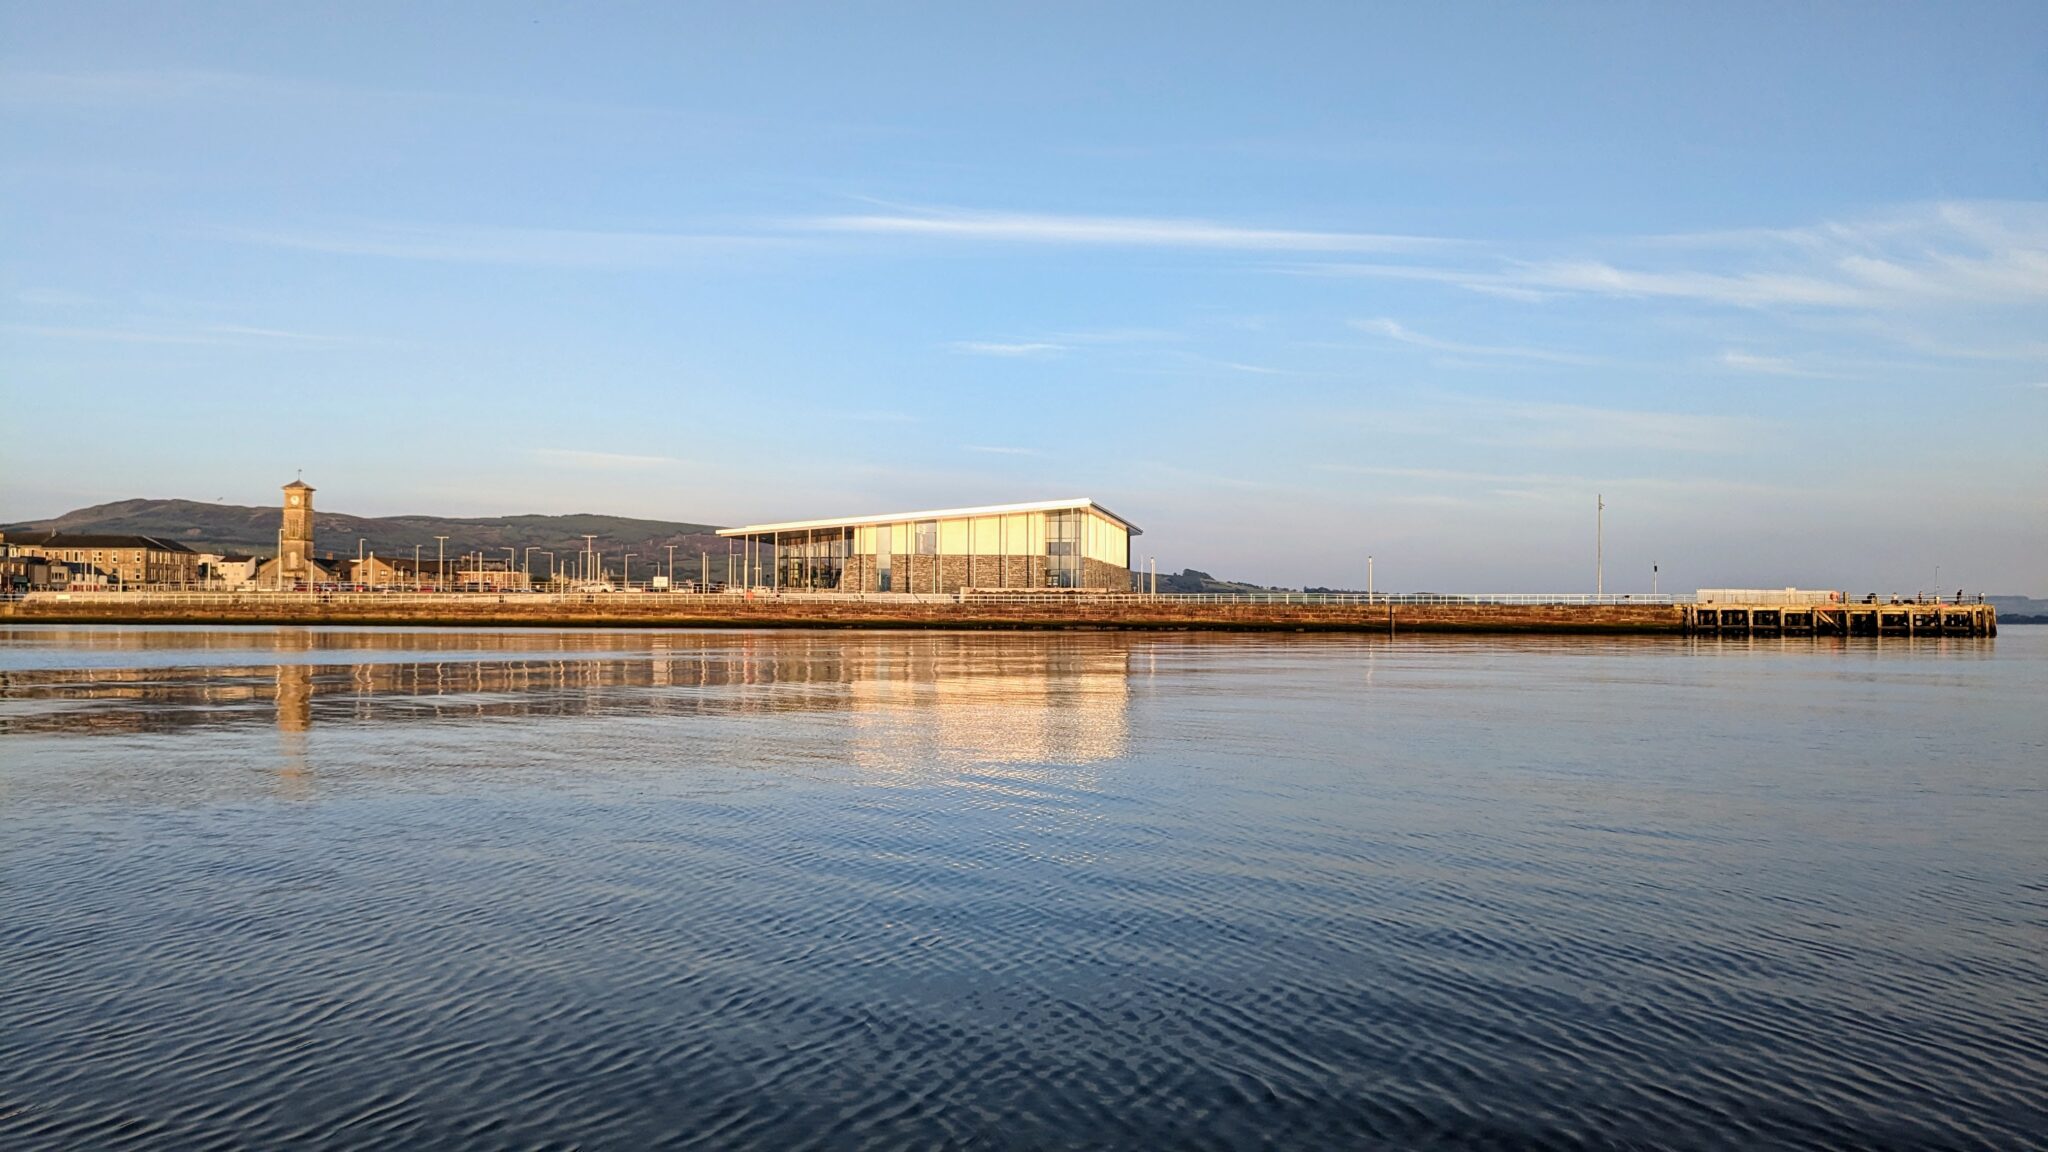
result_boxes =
[15,589,1698,607]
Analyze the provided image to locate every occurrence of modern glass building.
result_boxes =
[716,499,1140,593]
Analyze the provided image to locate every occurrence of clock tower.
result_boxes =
[280,479,315,586]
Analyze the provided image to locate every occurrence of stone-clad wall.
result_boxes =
[1083,558,1133,592]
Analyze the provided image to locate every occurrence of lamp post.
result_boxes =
[1652,562,1659,596]
[666,544,677,592]
[1368,555,1374,600]
[1595,495,1605,597]
[524,546,539,586]
[582,535,597,584]
[540,551,555,593]
[623,553,637,590]
[414,544,422,591]
[435,536,448,592]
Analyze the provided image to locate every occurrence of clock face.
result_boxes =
[289,495,301,506]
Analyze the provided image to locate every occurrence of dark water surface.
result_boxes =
[2,625,2043,1150]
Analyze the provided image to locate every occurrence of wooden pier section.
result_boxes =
[1683,602,1996,637]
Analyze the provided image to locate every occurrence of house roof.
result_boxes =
[717,498,1142,537]
[13,532,197,553]
[283,480,314,491]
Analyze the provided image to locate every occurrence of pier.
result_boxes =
[1684,600,1997,637]
[0,590,2000,636]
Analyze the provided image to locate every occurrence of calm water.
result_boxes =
[2,625,2043,1150]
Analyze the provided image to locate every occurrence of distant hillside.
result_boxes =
[4,499,727,569]
[1153,568,1288,594]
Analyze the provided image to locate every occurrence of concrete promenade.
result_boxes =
[4,590,1696,634]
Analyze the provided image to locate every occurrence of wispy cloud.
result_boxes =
[0,67,725,127]
[1318,261,1873,308]
[2,322,344,346]
[964,445,1041,456]
[1336,396,1758,453]
[534,449,681,470]
[948,341,1065,357]
[1313,201,2048,314]
[13,288,93,307]
[0,68,258,106]
[225,223,777,268]
[827,409,920,424]
[1048,326,1184,345]
[1716,350,1832,378]
[1352,318,1599,365]
[1317,462,1786,498]
[804,207,1447,253]
[1481,398,1755,452]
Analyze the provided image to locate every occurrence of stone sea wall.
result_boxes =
[5,595,1687,634]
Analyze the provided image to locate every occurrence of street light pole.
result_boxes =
[624,553,636,590]
[582,535,597,585]
[1595,494,1605,597]
[1368,555,1374,599]
[666,544,676,591]
[1653,562,1659,596]
[435,536,448,592]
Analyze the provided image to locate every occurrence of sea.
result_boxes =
[2,624,2043,1150]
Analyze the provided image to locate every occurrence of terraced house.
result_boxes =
[6,532,201,587]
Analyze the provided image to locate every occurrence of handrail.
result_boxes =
[19,589,1701,607]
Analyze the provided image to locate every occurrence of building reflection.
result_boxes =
[842,640,1130,769]
[275,662,312,789]
[0,630,1135,770]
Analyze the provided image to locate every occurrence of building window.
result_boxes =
[915,521,938,555]
[1045,510,1082,588]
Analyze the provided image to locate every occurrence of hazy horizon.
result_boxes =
[4,3,2044,594]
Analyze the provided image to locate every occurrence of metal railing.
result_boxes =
[969,591,1695,606]
[18,589,1697,607]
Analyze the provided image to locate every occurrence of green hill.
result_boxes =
[4,498,728,571]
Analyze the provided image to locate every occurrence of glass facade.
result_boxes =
[1045,509,1080,588]
[773,527,852,590]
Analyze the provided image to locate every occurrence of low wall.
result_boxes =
[3,595,1686,634]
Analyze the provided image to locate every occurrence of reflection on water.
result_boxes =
[1,625,2043,1150]
[0,630,1134,798]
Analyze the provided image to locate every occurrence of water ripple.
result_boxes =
[2,626,2044,1149]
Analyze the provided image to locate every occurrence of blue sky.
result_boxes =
[3,1,2044,592]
